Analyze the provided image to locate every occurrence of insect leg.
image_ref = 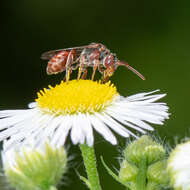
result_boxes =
[81,68,88,79]
[78,67,82,80]
[98,64,105,74]
[77,54,85,80]
[91,60,99,81]
[98,64,108,83]
[65,50,76,82]
[63,70,73,82]
[101,70,110,83]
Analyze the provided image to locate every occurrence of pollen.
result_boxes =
[36,80,119,115]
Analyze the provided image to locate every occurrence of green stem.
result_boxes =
[136,157,147,190]
[80,143,102,190]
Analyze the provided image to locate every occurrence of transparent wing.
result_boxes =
[41,45,89,60]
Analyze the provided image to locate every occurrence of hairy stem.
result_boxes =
[80,144,102,190]
[136,157,147,190]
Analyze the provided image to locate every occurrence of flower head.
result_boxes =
[167,141,190,190]
[2,140,67,190]
[0,80,169,148]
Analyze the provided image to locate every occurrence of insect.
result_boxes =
[41,43,145,82]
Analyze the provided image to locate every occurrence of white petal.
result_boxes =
[0,110,35,130]
[40,115,62,139]
[0,109,34,117]
[3,114,44,150]
[89,115,117,145]
[0,113,39,141]
[95,112,130,138]
[71,115,84,145]
[79,114,94,146]
[106,110,146,133]
[52,116,72,147]
[106,108,154,131]
[28,102,37,108]
[34,117,62,146]
[126,94,166,103]
[110,106,165,125]
[125,90,160,101]
[0,127,22,141]
[28,126,48,147]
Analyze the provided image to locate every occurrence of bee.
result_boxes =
[41,43,145,82]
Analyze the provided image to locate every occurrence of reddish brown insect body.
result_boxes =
[47,51,69,74]
[41,43,145,82]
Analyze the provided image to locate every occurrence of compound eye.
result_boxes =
[104,55,114,67]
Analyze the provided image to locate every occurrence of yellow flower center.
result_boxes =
[36,80,119,115]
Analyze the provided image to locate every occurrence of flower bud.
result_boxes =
[117,135,169,190]
[2,140,67,190]
[147,159,169,185]
[146,181,160,190]
[124,135,166,166]
[119,160,138,182]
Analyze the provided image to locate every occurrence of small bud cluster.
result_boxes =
[2,141,67,190]
[119,135,169,190]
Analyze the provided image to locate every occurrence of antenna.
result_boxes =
[117,61,145,80]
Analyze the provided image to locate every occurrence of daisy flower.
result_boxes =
[167,141,190,190]
[0,80,169,149]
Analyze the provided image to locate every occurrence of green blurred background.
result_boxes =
[1,0,190,189]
